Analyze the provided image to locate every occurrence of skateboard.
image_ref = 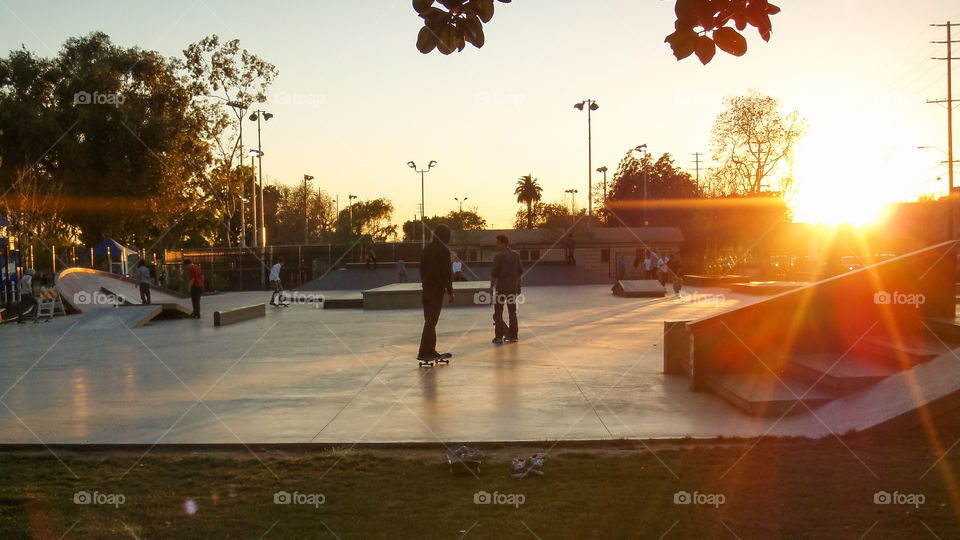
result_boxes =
[418,352,452,368]
[270,303,289,310]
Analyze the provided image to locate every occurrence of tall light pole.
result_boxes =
[303,175,314,245]
[249,151,258,244]
[348,194,357,237]
[565,188,578,217]
[249,110,273,248]
[408,160,437,246]
[240,196,249,248]
[635,144,649,226]
[574,99,599,227]
[596,166,608,223]
[455,196,468,227]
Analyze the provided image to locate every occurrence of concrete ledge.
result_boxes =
[728,281,807,295]
[363,281,493,310]
[663,320,692,375]
[612,280,665,298]
[214,303,266,327]
[683,275,749,287]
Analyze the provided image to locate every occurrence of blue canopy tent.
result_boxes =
[93,239,137,275]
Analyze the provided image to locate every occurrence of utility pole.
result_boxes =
[691,152,704,194]
[929,21,958,238]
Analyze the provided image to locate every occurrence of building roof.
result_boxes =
[448,227,684,246]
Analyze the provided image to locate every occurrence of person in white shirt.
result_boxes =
[269,258,285,306]
[137,260,152,304]
[644,252,654,280]
[452,259,464,282]
[657,254,670,286]
[17,268,36,323]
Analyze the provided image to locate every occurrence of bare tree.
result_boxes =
[708,91,806,197]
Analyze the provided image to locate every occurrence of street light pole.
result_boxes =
[348,195,357,237]
[408,160,437,247]
[303,175,314,245]
[596,166,608,223]
[574,100,599,227]
[249,110,273,248]
[636,144,648,226]
[565,188,578,217]
[240,196,248,248]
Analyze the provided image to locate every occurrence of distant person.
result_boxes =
[491,234,522,344]
[183,259,203,319]
[137,260,152,305]
[452,258,464,282]
[16,268,36,324]
[644,252,654,280]
[418,225,454,361]
[269,258,285,306]
[365,248,378,270]
[657,254,669,286]
[668,252,684,298]
[616,257,627,281]
[158,269,166,288]
[396,257,408,283]
[564,235,576,266]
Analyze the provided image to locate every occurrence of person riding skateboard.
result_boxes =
[269,258,285,306]
[491,234,522,344]
[418,225,454,361]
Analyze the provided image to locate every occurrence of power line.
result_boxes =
[927,21,959,195]
[690,152,704,193]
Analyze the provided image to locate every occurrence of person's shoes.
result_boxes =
[492,337,503,344]
[511,458,527,479]
[507,336,519,343]
[526,453,545,476]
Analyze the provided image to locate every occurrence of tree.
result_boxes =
[605,150,699,227]
[707,92,806,197]
[514,174,543,229]
[269,182,336,245]
[413,0,781,64]
[179,35,278,246]
[334,198,396,242]
[0,32,211,247]
[403,209,486,241]
[511,202,585,230]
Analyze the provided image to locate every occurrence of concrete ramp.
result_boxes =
[74,305,163,330]
[57,267,189,313]
[612,280,665,298]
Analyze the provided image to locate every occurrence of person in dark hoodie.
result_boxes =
[418,225,455,361]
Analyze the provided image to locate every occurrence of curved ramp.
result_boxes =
[56,267,189,313]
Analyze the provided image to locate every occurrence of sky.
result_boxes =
[2,0,959,230]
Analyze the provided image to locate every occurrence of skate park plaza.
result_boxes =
[3,241,960,445]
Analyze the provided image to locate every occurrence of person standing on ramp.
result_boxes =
[418,225,455,362]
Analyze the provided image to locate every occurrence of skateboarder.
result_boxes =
[137,260,151,305]
[668,252,684,298]
[396,257,408,283]
[16,268,36,324]
[491,234,522,344]
[269,258,285,306]
[418,225,454,361]
[183,259,203,319]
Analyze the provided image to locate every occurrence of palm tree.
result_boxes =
[514,174,543,229]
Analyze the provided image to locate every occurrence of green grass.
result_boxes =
[2,420,960,539]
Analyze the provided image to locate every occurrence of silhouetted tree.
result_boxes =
[514,174,543,229]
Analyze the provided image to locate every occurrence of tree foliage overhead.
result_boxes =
[413,0,780,64]
[413,0,512,55]
[707,91,806,197]
[666,0,781,64]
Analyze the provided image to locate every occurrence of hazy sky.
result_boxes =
[2,0,960,229]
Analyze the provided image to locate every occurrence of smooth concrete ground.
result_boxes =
[0,284,945,445]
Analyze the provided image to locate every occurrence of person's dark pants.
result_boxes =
[139,283,151,305]
[419,287,445,357]
[269,280,282,305]
[493,290,518,340]
[17,294,37,322]
[190,286,202,317]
